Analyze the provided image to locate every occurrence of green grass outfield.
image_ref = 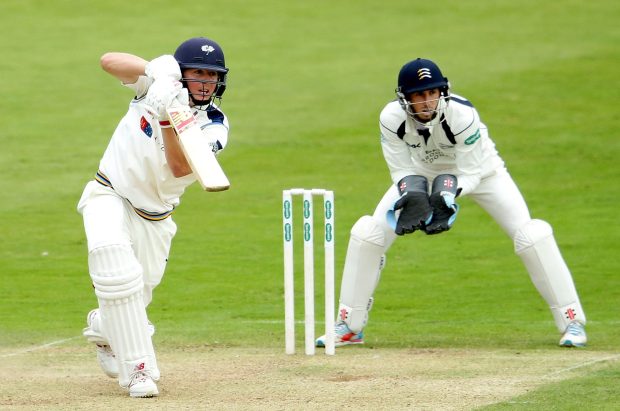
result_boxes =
[1,0,619,408]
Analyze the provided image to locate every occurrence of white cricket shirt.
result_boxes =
[379,93,504,195]
[97,76,229,216]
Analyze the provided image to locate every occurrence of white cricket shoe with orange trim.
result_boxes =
[316,322,364,347]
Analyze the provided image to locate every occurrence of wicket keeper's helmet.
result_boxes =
[396,58,449,98]
[174,37,229,100]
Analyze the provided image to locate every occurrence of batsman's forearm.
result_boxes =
[162,128,193,177]
[100,52,148,84]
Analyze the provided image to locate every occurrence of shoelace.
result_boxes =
[566,323,584,336]
[129,371,151,386]
[334,323,352,336]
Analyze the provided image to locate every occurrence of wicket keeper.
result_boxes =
[317,58,587,350]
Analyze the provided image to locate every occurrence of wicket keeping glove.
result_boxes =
[424,174,461,235]
[145,55,181,81]
[393,175,433,235]
[143,77,182,119]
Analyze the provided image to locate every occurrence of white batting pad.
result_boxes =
[339,216,386,332]
[83,309,108,344]
[89,244,160,386]
[514,219,586,331]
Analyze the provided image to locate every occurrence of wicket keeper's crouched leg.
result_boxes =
[316,214,391,348]
[514,219,587,345]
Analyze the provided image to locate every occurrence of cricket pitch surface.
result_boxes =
[1,342,616,410]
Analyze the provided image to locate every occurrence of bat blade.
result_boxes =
[166,106,230,192]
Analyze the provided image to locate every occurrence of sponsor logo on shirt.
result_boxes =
[423,149,455,163]
[424,149,443,163]
[464,129,480,145]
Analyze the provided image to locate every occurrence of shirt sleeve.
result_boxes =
[195,109,230,153]
[123,75,152,99]
[379,106,415,184]
[202,124,228,153]
[452,109,484,195]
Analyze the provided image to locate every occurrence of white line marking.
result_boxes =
[0,336,81,358]
[244,320,328,325]
[544,354,620,378]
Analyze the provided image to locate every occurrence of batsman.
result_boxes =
[78,37,230,397]
[316,58,587,349]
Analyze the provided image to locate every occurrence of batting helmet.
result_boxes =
[174,37,229,101]
[396,58,449,97]
[395,58,451,124]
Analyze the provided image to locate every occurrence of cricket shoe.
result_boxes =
[128,365,159,398]
[316,322,364,347]
[83,309,119,378]
[559,321,587,347]
[94,343,119,378]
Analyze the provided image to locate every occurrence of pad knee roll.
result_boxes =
[89,245,143,300]
[351,215,387,246]
[514,219,553,254]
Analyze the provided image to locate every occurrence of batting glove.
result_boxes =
[159,89,190,129]
[175,88,189,106]
[145,55,181,81]
[143,76,182,119]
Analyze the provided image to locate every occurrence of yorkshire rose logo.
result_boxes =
[201,45,215,54]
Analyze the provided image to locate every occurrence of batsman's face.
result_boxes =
[183,68,219,102]
[409,88,441,122]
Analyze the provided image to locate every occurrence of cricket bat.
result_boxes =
[166,105,230,192]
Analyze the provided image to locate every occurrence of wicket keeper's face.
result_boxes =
[408,88,441,122]
[183,68,219,104]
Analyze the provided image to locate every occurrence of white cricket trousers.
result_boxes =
[77,181,177,306]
